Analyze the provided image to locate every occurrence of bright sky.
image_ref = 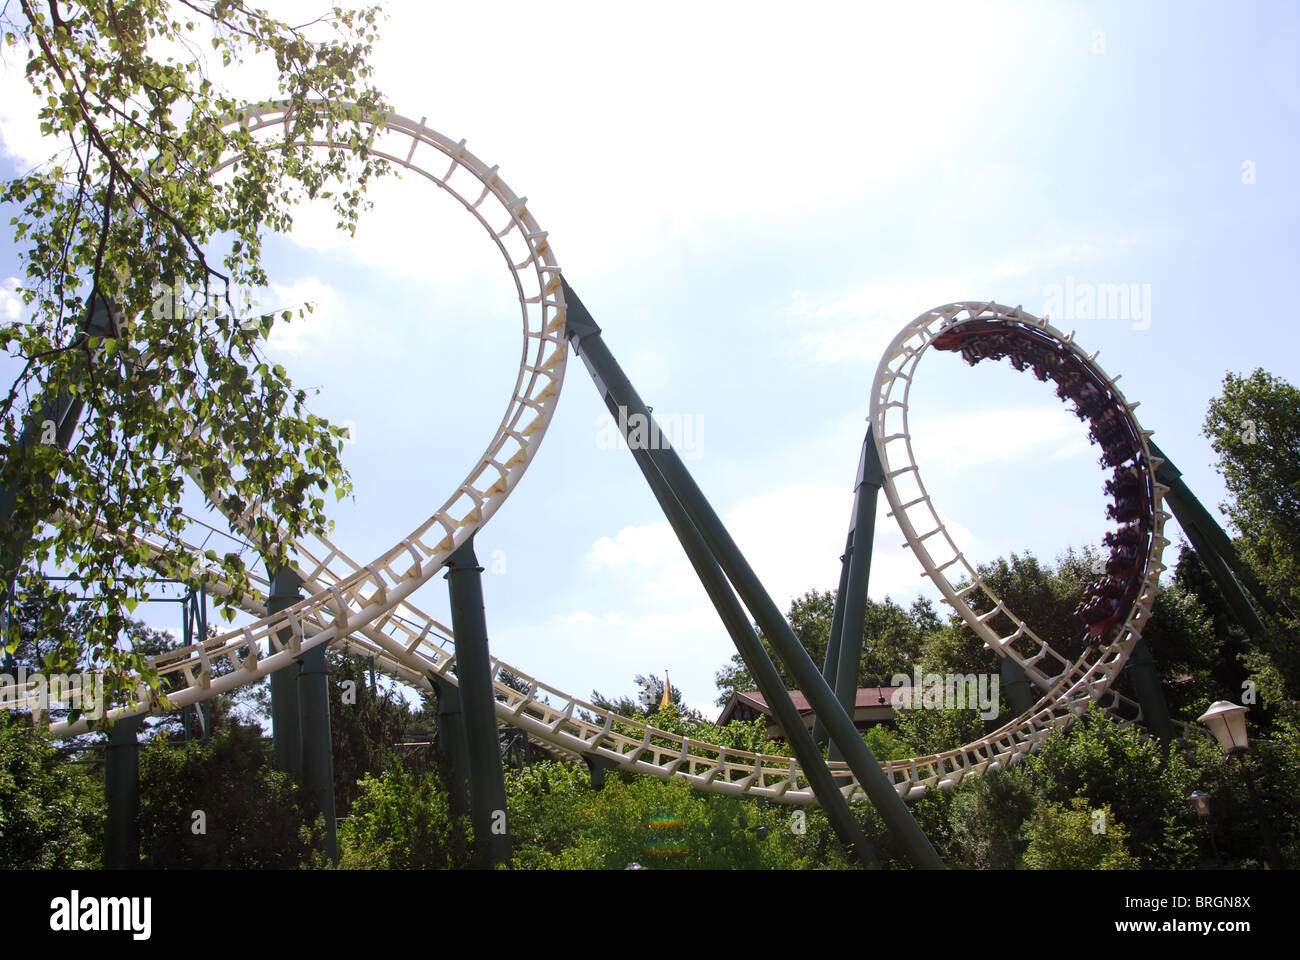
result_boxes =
[2,1,1297,719]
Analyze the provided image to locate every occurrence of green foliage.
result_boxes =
[1177,719,1300,869]
[646,707,790,758]
[0,712,103,867]
[958,549,1095,671]
[337,762,470,869]
[861,723,909,762]
[714,591,937,706]
[1021,798,1139,870]
[1133,575,1223,719]
[591,671,696,720]
[501,760,591,869]
[1029,709,1196,869]
[940,764,1039,869]
[0,0,390,696]
[137,720,320,868]
[504,762,850,870]
[559,775,768,870]
[327,649,425,815]
[892,705,989,757]
[1203,369,1300,619]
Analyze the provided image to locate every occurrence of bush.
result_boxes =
[0,713,103,868]
[943,764,1040,869]
[1021,798,1139,869]
[1177,719,1300,869]
[503,761,591,869]
[138,721,321,868]
[337,762,470,869]
[1029,709,1197,868]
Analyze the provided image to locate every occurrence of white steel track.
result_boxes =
[21,108,1176,807]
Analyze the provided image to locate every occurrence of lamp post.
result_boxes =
[1196,700,1285,868]
[1186,790,1222,866]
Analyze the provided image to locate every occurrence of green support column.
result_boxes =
[0,295,118,624]
[104,714,143,869]
[432,673,471,821]
[1000,656,1035,716]
[830,429,883,762]
[444,537,511,868]
[266,567,303,781]
[583,752,620,789]
[297,642,337,862]
[590,385,879,865]
[563,279,942,869]
[1151,442,1283,631]
[1163,485,1269,637]
[814,534,853,749]
[1126,636,1173,745]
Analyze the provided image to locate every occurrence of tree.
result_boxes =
[591,672,698,721]
[0,0,389,701]
[1029,708,1197,869]
[713,590,935,705]
[137,720,322,868]
[337,761,470,870]
[327,648,426,815]
[0,710,103,867]
[1203,369,1300,616]
[954,548,1096,672]
[1020,798,1139,870]
[1132,550,1229,720]
[1203,368,1300,707]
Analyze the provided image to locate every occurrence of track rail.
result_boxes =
[18,108,1177,806]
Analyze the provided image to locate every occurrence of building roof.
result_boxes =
[717,687,911,729]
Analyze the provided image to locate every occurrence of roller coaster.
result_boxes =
[3,103,1267,869]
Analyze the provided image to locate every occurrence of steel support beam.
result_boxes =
[1000,656,1035,717]
[1164,485,1270,638]
[814,533,853,749]
[1151,442,1284,631]
[297,641,337,862]
[829,428,883,762]
[444,537,511,868]
[104,714,143,869]
[266,567,303,781]
[583,751,620,790]
[1126,636,1173,745]
[585,378,879,865]
[563,279,943,869]
[432,673,471,821]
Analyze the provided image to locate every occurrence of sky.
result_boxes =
[1,1,1297,719]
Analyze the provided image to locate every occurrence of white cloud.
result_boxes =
[261,276,341,357]
[784,236,1148,366]
[0,53,48,168]
[909,407,1094,470]
[587,521,679,570]
[0,278,23,321]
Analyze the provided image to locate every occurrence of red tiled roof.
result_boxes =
[731,687,908,715]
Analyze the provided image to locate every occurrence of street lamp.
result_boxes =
[1188,790,1211,819]
[1186,790,1221,865]
[1197,699,1285,868]
[1197,701,1250,755]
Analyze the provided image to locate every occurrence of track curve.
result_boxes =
[23,110,1175,808]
